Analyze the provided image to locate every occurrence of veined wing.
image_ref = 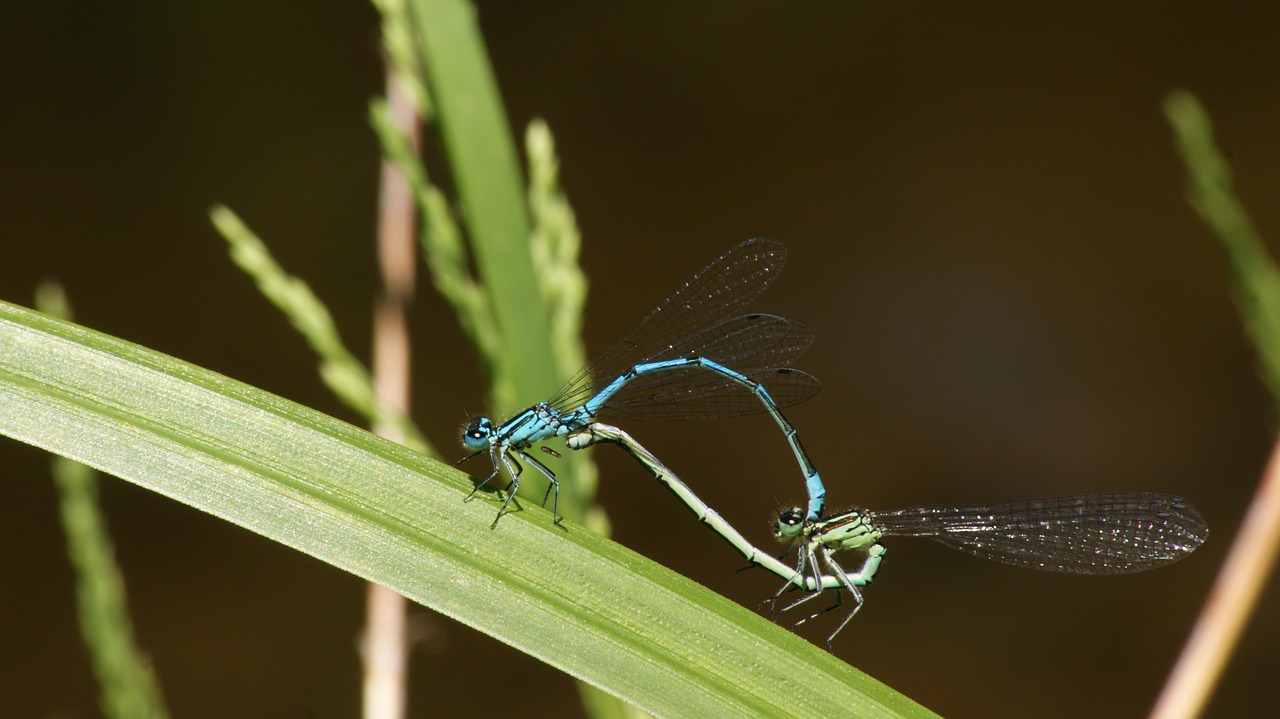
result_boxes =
[546,238,789,414]
[598,315,819,420]
[866,493,1207,574]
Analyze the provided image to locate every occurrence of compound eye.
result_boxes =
[461,417,493,450]
[773,507,806,539]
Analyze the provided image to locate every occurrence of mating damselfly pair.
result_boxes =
[458,239,1207,648]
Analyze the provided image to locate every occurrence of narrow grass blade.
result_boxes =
[0,301,935,719]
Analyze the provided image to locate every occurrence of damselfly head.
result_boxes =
[460,416,494,452]
[774,507,806,540]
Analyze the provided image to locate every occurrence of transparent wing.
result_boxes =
[598,315,819,420]
[546,238,790,414]
[604,367,821,421]
[866,493,1208,574]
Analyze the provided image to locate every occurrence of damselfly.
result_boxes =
[568,422,1207,649]
[462,239,824,526]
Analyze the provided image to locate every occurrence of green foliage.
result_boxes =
[211,206,435,456]
[0,301,937,719]
[410,0,558,415]
[1166,90,1280,406]
[36,284,170,719]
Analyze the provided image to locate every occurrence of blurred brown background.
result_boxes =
[2,2,1277,717]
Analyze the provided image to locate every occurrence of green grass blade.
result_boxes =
[53,456,170,719]
[366,97,505,390]
[211,205,435,456]
[1165,90,1280,404]
[409,0,558,413]
[407,0,598,528]
[39,284,171,719]
[0,301,937,719]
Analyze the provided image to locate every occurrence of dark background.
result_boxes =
[2,2,1276,717]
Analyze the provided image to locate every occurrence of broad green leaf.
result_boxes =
[0,301,937,719]
[39,283,169,719]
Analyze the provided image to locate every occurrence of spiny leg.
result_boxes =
[488,448,526,528]
[767,544,824,619]
[519,449,563,527]
[462,443,504,502]
[463,468,500,502]
[791,544,884,650]
[813,553,869,651]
